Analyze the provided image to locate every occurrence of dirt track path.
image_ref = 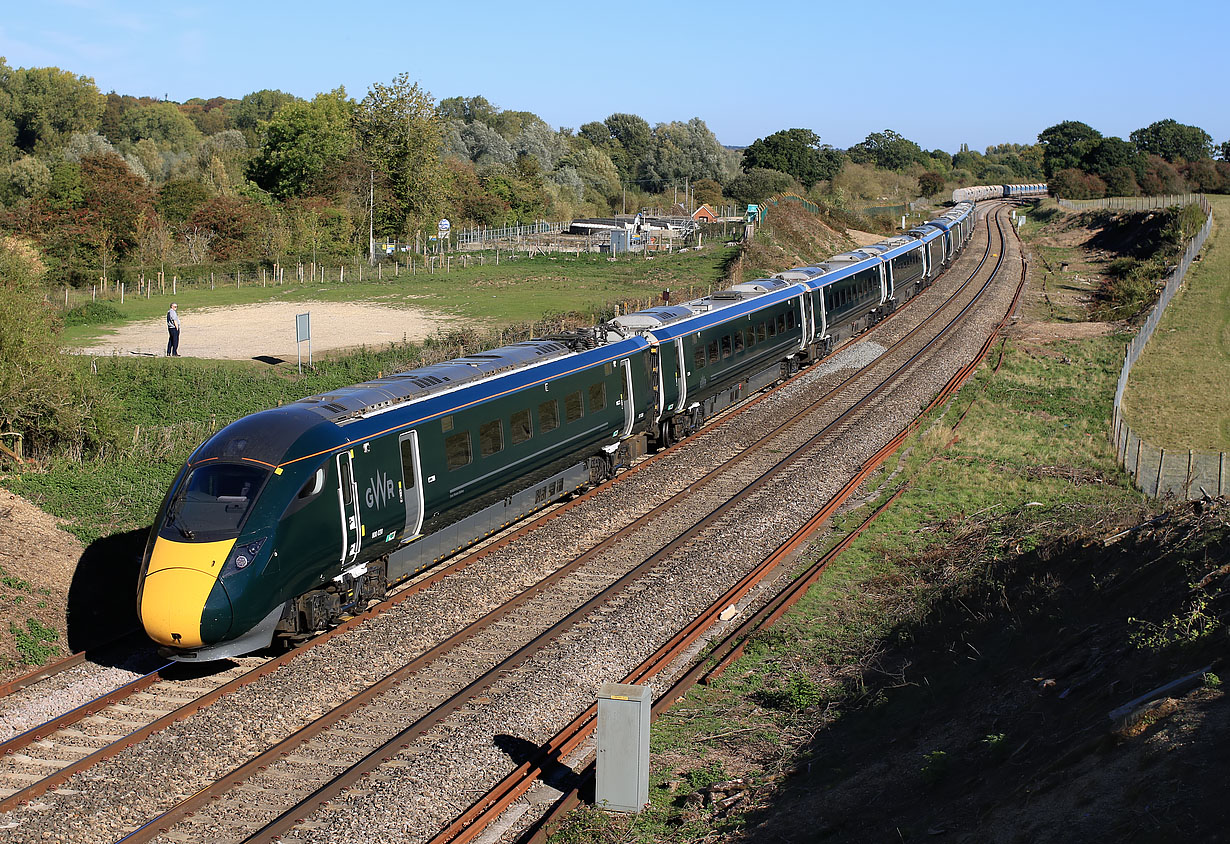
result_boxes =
[71,301,458,360]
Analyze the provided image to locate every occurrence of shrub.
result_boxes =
[62,300,124,327]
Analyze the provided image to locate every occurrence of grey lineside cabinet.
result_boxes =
[595,682,652,812]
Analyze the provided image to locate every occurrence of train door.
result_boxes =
[674,338,688,411]
[398,431,424,540]
[881,263,892,304]
[336,450,361,565]
[620,358,635,437]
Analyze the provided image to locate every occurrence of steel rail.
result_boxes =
[435,204,1021,844]
[238,205,1011,843]
[515,204,1028,844]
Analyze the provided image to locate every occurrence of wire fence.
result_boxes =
[1069,193,1222,498]
[454,220,567,247]
[1057,194,1201,212]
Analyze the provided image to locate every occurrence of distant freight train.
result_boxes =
[138,184,1047,660]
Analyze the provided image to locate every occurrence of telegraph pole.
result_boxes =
[368,170,375,266]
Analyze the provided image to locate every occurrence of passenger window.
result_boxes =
[479,419,503,458]
[708,341,719,364]
[398,441,415,490]
[588,382,607,413]
[745,327,755,348]
[538,399,559,434]
[733,330,744,353]
[511,409,533,445]
[721,335,732,358]
[767,318,776,337]
[694,345,706,369]
[777,314,786,333]
[565,390,584,423]
[786,311,796,330]
[758,322,767,342]
[445,431,472,470]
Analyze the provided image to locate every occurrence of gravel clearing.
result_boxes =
[0,209,1021,843]
[71,301,458,360]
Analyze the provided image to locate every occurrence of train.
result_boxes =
[952,183,1047,203]
[137,185,1046,661]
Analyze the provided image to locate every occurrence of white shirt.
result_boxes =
[167,307,180,329]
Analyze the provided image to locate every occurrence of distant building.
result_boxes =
[691,204,717,222]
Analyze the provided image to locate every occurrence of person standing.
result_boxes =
[166,303,181,356]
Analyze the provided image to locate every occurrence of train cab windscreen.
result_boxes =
[165,463,269,538]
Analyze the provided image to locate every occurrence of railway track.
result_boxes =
[0,203,1020,843]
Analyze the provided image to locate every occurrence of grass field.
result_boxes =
[60,247,736,346]
[1120,195,1230,452]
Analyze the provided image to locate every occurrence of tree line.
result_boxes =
[1,57,1226,288]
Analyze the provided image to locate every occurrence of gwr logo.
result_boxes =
[365,471,396,510]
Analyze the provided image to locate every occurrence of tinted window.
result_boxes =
[479,419,503,458]
[721,336,732,358]
[786,311,796,330]
[767,318,776,337]
[445,431,472,470]
[694,345,706,369]
[511,409,533,445]
[734,329,744,352]
[171,463,269,535]
[565,390,584,423]
[758,322,767,342]
[707,341,719,364]
[538,399,559,434]
[399,439,415,489]
[777,314,786,333]
[588,382,607,412]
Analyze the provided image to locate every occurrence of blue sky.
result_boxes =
[2,0,1227,153]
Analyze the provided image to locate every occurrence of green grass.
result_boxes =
[1120,195,1230,451]
[58,248,735,346]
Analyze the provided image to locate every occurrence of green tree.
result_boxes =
[118,102,202,151]
[156,179,210,224]
[639,118,730,192]
[1081,136,1144,181]
[4,64,105,155]
[354,73,447,231]
[849,129,925,171]
[0,236,113,457]
[603,113,652,184]
[232,89,300,144]
[437,95,498,125]
[247,88,355,199]
[726,167,796,204]
[742,128,843,188]
[1038,120,1101,178]
[1130,119,1212,163]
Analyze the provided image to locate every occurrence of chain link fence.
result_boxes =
[1065,194,1221,498]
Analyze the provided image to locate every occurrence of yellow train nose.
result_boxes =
[139,537,235,648]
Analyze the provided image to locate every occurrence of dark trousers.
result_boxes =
[167,327,180,356]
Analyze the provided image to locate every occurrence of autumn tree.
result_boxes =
[918,171,946,197]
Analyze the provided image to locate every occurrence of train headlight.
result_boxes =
[230,537,266,570]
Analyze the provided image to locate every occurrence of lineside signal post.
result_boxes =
[296,311,311,374]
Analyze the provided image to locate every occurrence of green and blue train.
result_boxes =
[139,197,1008,660]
